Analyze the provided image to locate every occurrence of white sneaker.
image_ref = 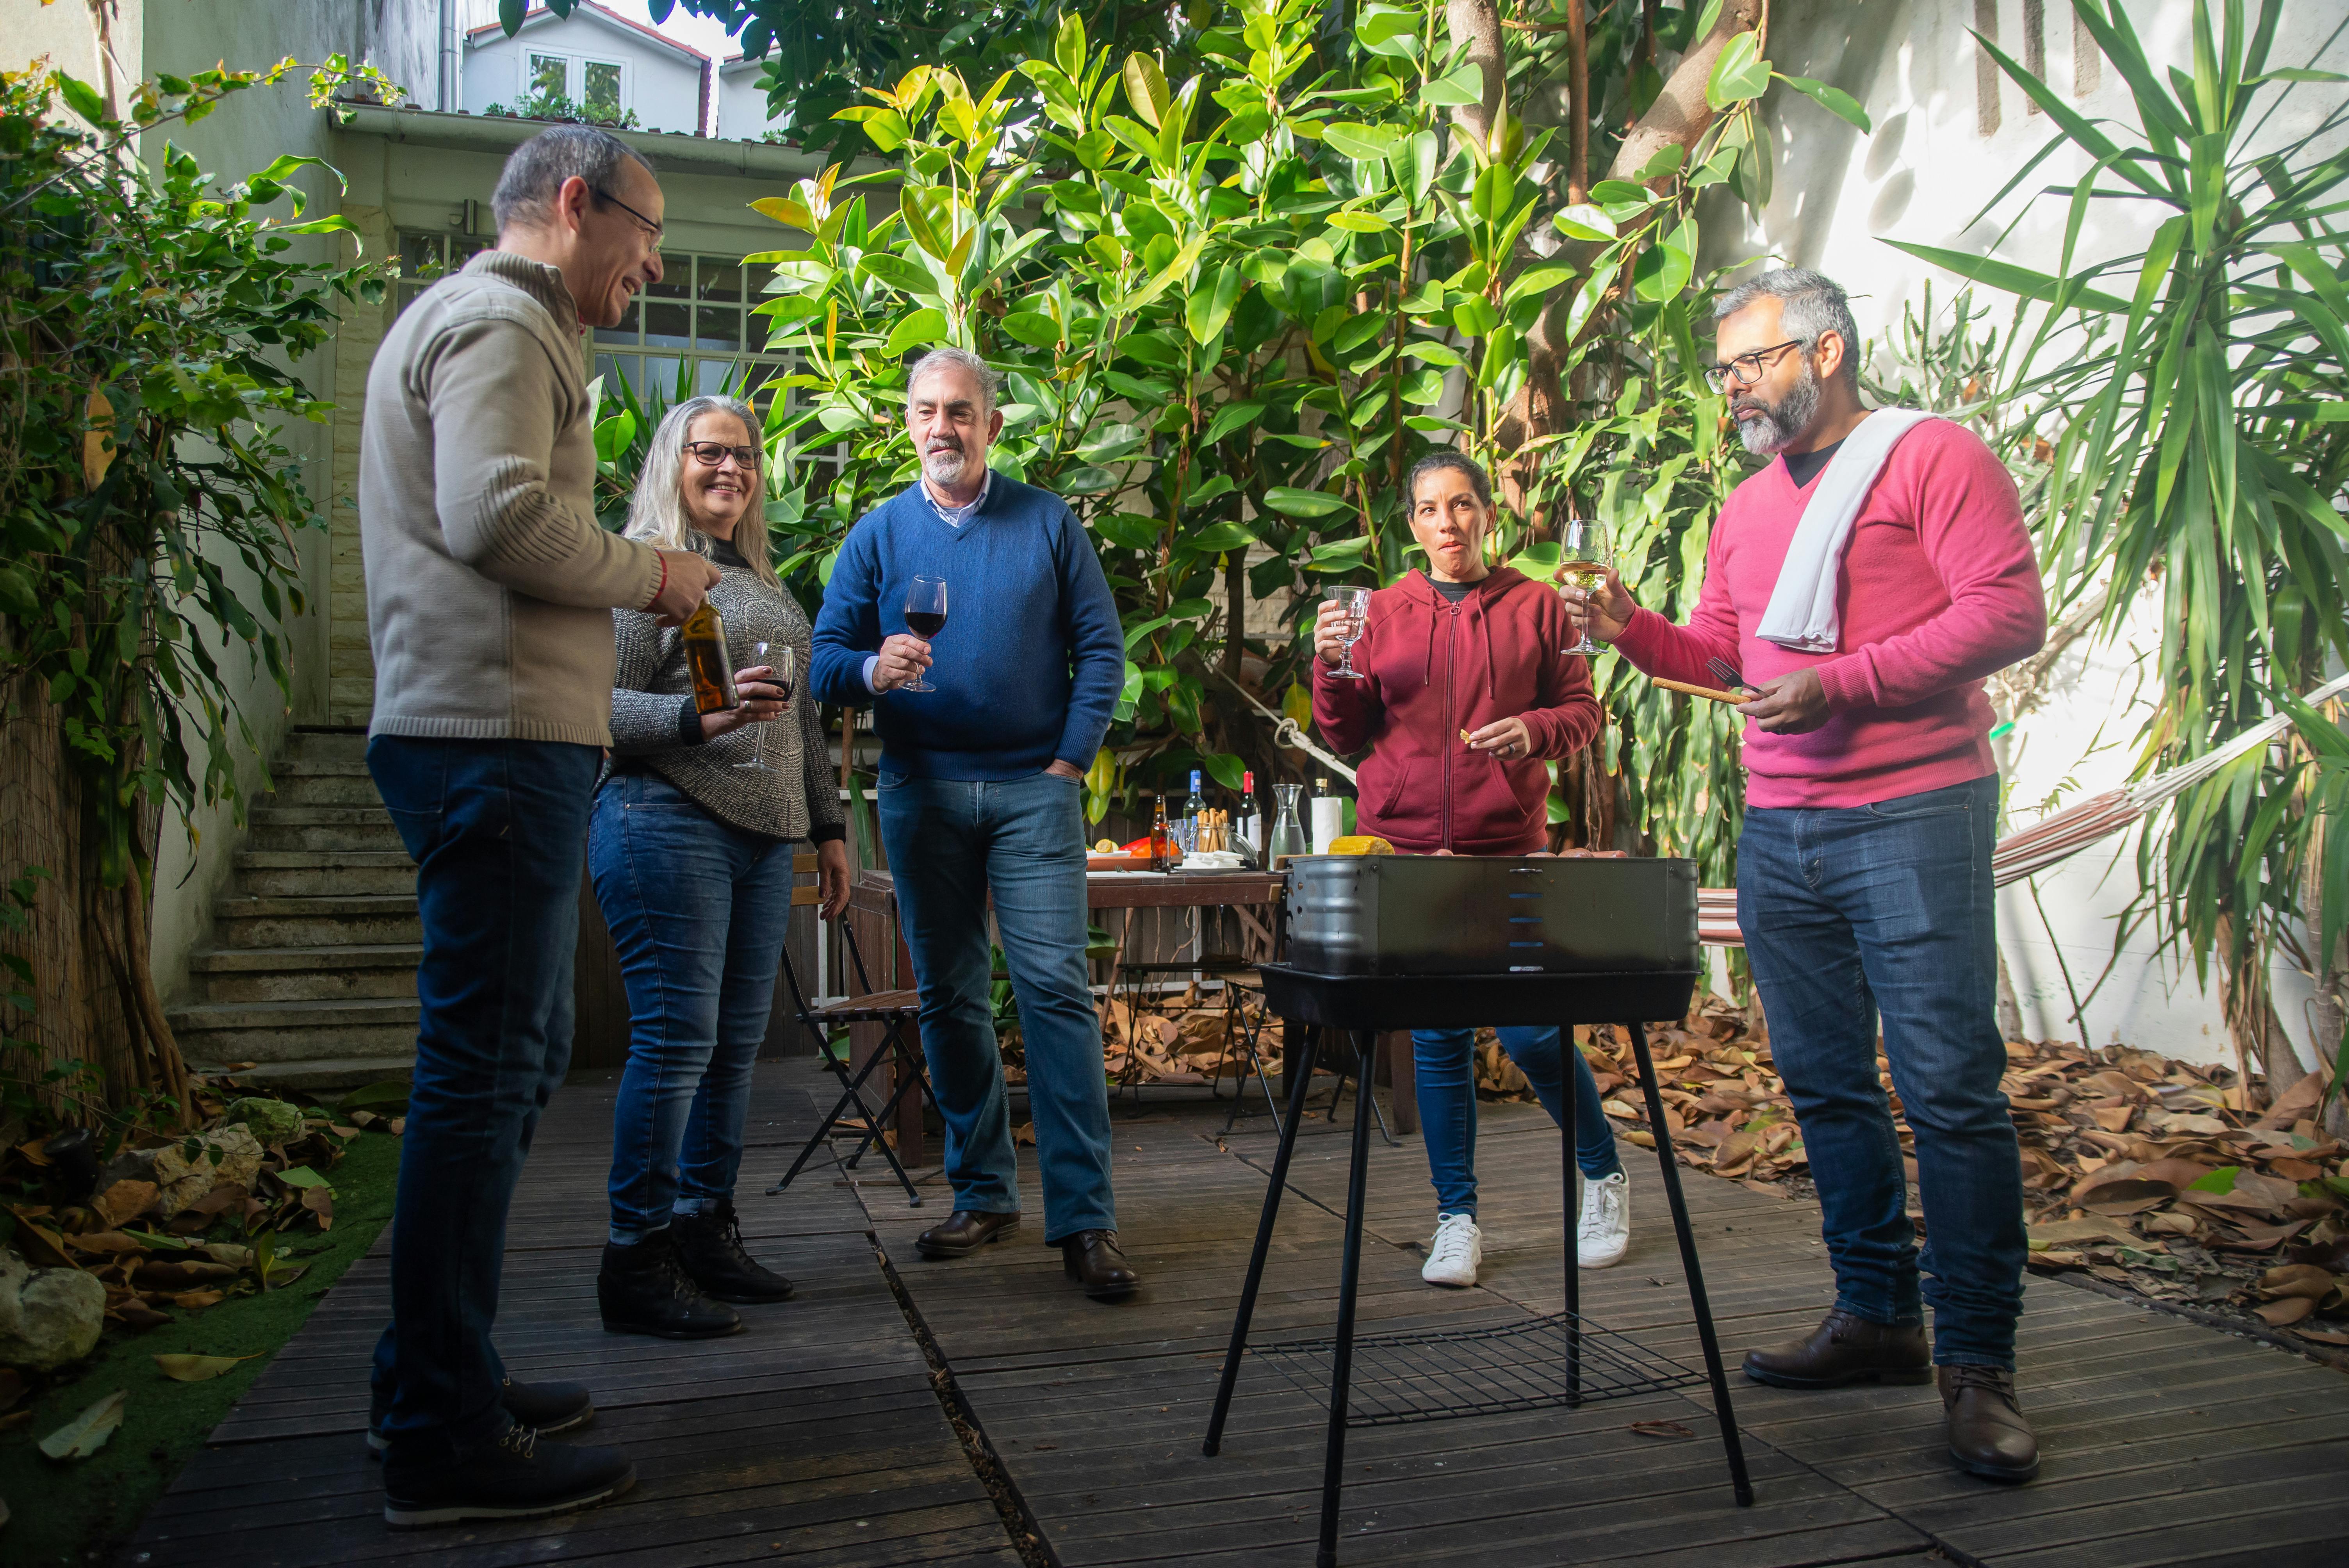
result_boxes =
[1422,1212,1482,1288]
[1577,1171,1631,1269]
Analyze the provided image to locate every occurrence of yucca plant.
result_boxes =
[1893,0,2349,1100]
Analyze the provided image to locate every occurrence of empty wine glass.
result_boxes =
[734,642,793,771]
[1324,585,1372,680]
[1556,517,1613,656]
[901,574,946,693]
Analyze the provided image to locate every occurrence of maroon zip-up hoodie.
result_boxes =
[1311,567,1602,854]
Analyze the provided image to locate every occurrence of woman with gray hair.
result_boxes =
[590,393,852,1339]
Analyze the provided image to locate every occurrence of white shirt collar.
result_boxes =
[921,468,991,528]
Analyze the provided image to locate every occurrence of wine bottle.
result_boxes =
[1182,769,1206,855]
[682,600,740,715]
[1150,796,1173,872]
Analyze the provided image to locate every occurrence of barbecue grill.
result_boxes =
[1201,853,1753,1568]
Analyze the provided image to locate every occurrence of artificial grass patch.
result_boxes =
[0,1128,400,1565]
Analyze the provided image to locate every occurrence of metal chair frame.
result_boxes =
[767,918,939,1208]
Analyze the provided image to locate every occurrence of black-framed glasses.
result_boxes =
[1703,339,1805,393]
[592,184,663,242]
[683,440,759,470]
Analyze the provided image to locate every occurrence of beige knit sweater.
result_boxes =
[360,251,661,746]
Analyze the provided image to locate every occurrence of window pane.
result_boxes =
[452,239,488,268]
[595,353,641,394]
[583,61,622,119]
[697,262,742,303]
[400,232,446,281]
[642,301,691,347]
[695,358,734,397]
[645,356,686,397]
[528,53,567,100]
[695,305,741,353]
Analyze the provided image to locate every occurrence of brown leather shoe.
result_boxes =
[1741,1307,1932,1389]
[1060,1229,1139,1299]
[1941,1365,2039,1482]
[915,1209,1020,1258]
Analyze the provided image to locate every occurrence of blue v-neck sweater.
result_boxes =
[810,472,1125,780]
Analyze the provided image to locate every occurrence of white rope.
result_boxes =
[1223,678,1357,783]
[2124,670,2349,810]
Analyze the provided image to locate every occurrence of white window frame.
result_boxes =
[522,49,573,102]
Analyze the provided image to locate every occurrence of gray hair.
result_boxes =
[624,395,775,588]
[492,124,656,232]
[907,346,1000,416]
[1714,267,1862,387]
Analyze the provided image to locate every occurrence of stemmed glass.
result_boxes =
[734,643,793,771]
[1557,517,1613,656]
[902,575,946,693]
[1324,585,1372,680]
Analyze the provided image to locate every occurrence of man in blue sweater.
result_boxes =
[811,347,1137,1298]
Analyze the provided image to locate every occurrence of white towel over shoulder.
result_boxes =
[1754,408,1938,653]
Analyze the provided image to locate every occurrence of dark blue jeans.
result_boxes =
[1738,773,2024,1368]
[1412,1026,1622,1215]
[877,769,1114,1242]
[366,736,599,1461]
[590,772,796,1245]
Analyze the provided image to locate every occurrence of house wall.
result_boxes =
[715,60,771,142]
[461,7,706,136]
[1718,0,2345,1072]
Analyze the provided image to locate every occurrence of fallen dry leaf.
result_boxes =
[153,1353,257,1383]
[1628,1419,1695,1440]
[2253,1296,2318,1327]
[38,1390,127,1461]
[91,1178,156,1228]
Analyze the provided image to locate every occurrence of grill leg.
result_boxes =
[1316,1030,1378,1568]
[1203,1024,1322,1458]
[1627,1019,1754,1506]
[1563,1016,1581,1405]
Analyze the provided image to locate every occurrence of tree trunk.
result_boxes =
[1444,0,1506,148]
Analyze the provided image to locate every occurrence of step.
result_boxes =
[187,943,422,1003]
[282,727,370,765]
[167,996,419,1062]
[210,894,421,948]
[192,1055,415,1095]
[231,850,416,898]
[262,763,385,808]
[247,805,404,853]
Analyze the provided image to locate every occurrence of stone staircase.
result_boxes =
[169,728,423,1093]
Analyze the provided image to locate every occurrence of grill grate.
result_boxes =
[1251,1310,1708,1427]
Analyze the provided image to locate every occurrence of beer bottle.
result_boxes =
[1150,796,1173,872]
[681,600,740,715]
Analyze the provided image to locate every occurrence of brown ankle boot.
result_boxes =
[1940,1364,2039,1482]
[1741,1307,1931,1389]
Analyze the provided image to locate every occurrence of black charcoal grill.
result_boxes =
[1201,854,1753,1568]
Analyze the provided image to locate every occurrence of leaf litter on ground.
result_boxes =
[37,1390,127,1461]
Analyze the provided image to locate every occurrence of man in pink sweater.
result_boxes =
[1565,269,2047,1483]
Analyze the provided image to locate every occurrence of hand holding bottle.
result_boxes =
[650,549,723,626]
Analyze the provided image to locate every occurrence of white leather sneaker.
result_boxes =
[1422,1212,1482,1288]
[1577,1171,1631,1268]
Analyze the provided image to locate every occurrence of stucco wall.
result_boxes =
[715,60,772,142]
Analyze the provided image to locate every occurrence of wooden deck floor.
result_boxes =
[124,1064,2349,1567]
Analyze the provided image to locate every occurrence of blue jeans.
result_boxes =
[1738,773,2024,1369]
[366,736,599,1461]
[591,772,797,1245]
[877,769,1114,1242]
[1412,1026,1623,1215]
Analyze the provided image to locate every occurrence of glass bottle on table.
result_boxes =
[1150,796,1173,872]
[1267,782,1309,870]
[1182,769,1206,855]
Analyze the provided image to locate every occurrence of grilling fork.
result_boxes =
[1707,656,1761,698]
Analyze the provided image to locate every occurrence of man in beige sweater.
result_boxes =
[360,125,719,1528]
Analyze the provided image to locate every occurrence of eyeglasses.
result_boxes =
[1703,339,1805,393]
[683,440,759,470]
[591,184,663,242]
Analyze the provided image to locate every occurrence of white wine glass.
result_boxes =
[1324,585,1372,680]
[1557,518,1613,656]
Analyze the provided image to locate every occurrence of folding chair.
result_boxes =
[1215,970,1288,1137]
[768,918,938,1207]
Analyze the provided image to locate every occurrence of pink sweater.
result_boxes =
[1613,417,2045,809]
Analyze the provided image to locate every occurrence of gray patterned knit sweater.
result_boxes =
[605,540,845,844]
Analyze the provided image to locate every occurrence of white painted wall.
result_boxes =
[715,58,774,142]
[462,4,707,136]
[1717,0,2347,1072]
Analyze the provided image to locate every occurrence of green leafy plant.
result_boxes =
[1893,0,2349,1095]
[0,59,395,1112]
[482,90,644,131]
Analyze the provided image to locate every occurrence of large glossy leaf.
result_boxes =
[1706,33,1772,108]
[1264,486,1350,518]
[1774,73,1871,132]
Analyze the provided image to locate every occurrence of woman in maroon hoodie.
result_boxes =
[1311,453,1631,1288]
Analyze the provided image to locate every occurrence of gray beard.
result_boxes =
[1735,360,1822,455]
[922,446,971,487]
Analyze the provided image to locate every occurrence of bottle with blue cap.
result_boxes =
[1181,769,1206,855]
